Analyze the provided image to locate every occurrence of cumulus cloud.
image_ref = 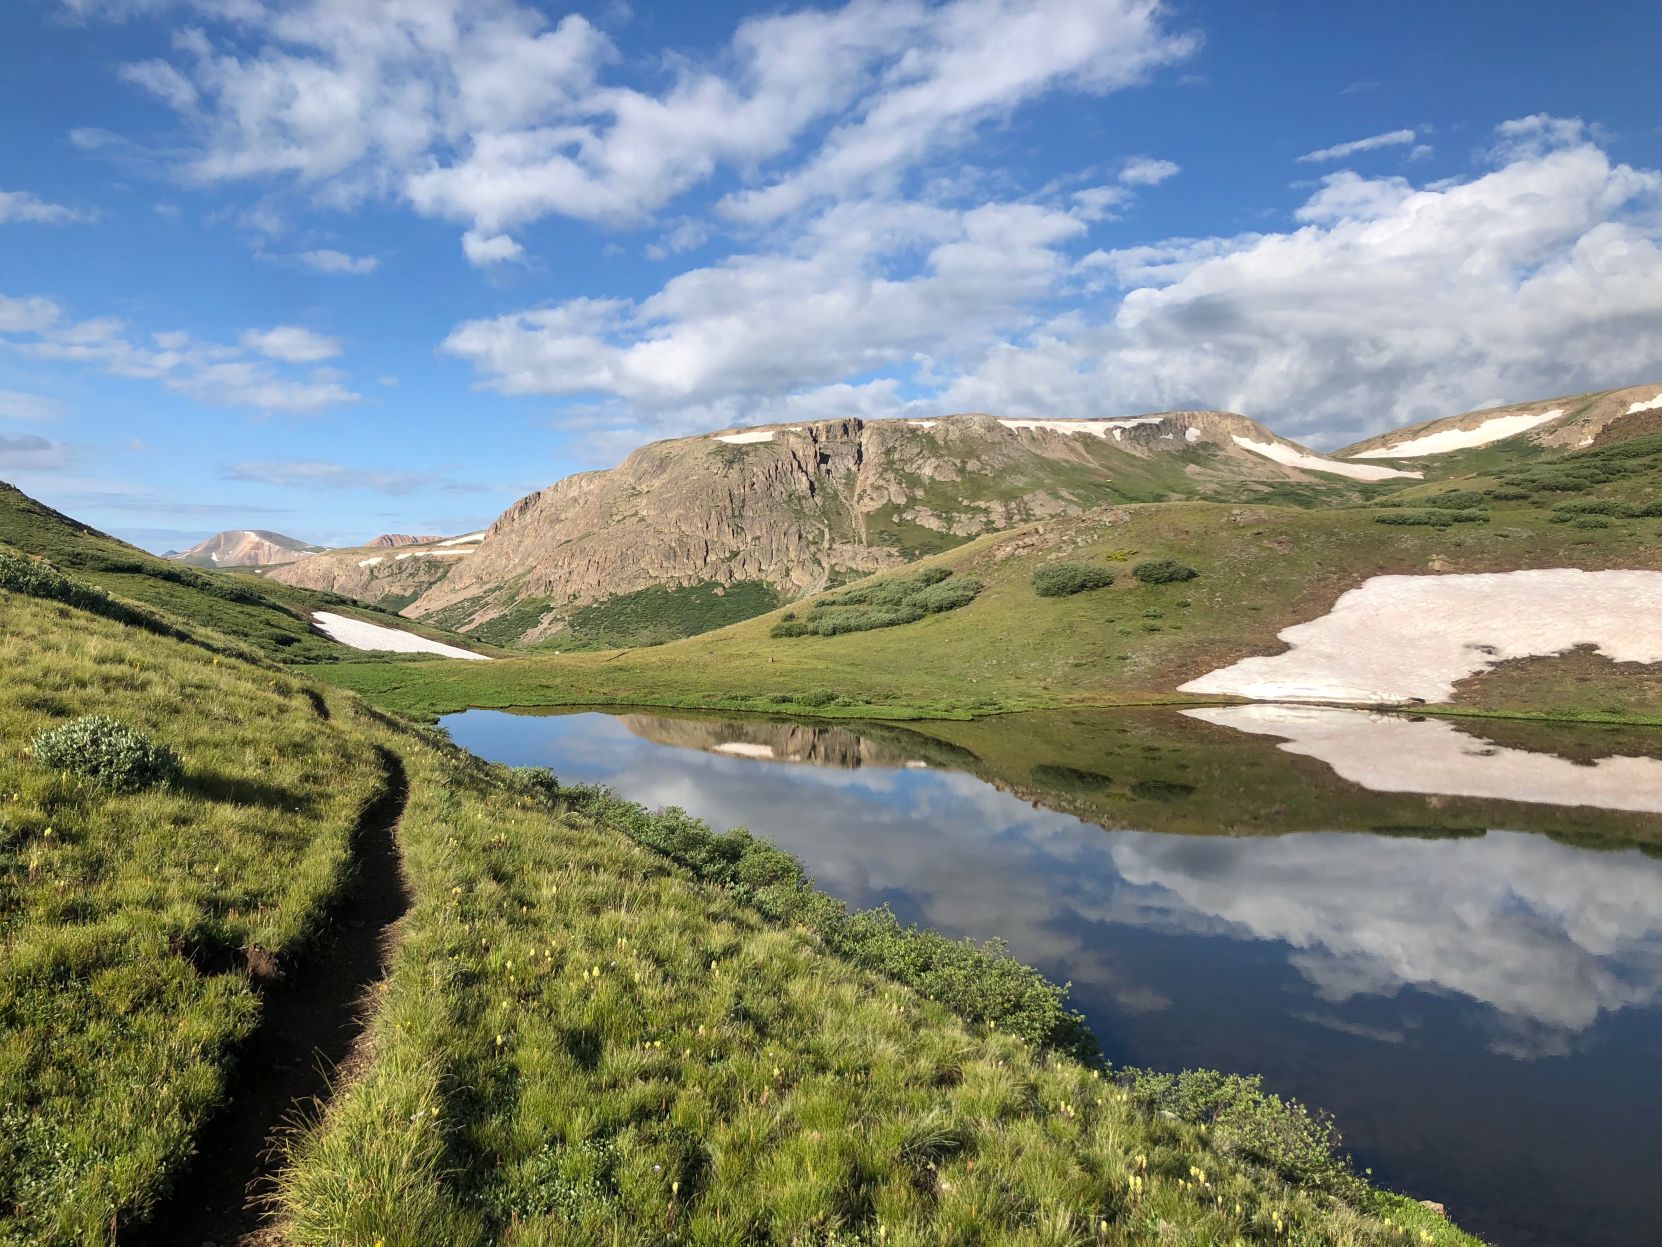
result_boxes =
[1,294,360,414]
[1296,128,1417,163]
[86,0,1194,248]
[443,198,1085,423]
[240,325,342,363]
[945,118,1662,445]
[0,189,96,225]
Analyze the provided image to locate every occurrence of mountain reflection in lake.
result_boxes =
[441,705,1662,1247]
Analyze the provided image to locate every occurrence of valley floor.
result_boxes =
[1,559,1480,1245]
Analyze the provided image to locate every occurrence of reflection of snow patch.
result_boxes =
[1180,569,1662,703]
[312,611,488,660]
[713,741,775,758]
[1627,393,1662,415]
[1232,436,1421,481]
[1185,703,1662,814]
[1353,410,1564,458]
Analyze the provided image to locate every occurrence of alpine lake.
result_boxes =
[441,703,1662,1247]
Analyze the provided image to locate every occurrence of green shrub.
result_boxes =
[1421,489,1489,510]
[31,715,182,793]
[1551,499,1641,518]
[1571,515,1613,529]
[772,569,984,637]
[1485,487,1532,501]
[1131,558,1199,584]
[1032,562,1115,597]
[796,688,838,707]
[1372,509,1489,528]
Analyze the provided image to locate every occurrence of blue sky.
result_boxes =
[2,0,1660,551]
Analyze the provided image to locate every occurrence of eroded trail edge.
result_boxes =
[127,749,412,1247]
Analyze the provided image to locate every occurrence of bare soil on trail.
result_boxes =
[124,750,412,1247]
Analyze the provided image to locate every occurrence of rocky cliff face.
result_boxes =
[266,533,484,608]
[399,410,1377,643]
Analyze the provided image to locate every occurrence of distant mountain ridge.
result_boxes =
[168,529,322,568]
[271,408,1415,645]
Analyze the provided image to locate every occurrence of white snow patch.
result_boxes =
[393,548,472,560]
[437,531,487,546]
[713,741,775,759]
[1185,426,1202,443]
[1179,569,1662,703]
[1185,704,1662,815]
[1627,393,1662,415]
[357,555,385,568]
[907,419,939,428]
[312,611,489,660]
[1232,436,1421,481]
[999,417,1165,439]
[714,426,801,444]
[1352,410,1564,459]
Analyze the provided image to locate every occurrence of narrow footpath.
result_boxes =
[125,751,412,1247]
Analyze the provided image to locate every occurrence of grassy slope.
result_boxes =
[277,718,1476,1247]
[1,543,1478,1245]
[0,482,496,664]
[312,495,1662,724]
[0,592,387,1243]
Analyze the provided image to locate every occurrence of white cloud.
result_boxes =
[0,190,95,225]
[1,295,360,414]
[295,248,379,274]
[88,0,1194,251]
[443,198,1085,417]
[240,325,342,363]
[0,390,66,421]
[1118,155,1181,185]
[942,118,1662,446]
[1296,128,1417,163]
[461,229,524,266]
[720,0,1197,223]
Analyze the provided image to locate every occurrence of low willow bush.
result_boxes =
[1033,562,1115,597]
[1132,558,1200,584]
[772,566,984,637]
[546,777,1096,1059]
[1372,510,1489,528]
[31,715,182,793]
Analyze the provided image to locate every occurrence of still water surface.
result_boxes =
[442,705,1662,1247]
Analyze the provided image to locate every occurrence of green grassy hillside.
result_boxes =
[314,463,1662,725]
[1,505,1478,1245]
[0,482,494,664]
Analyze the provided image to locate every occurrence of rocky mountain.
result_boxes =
[366,532,445,548]
[1337,382,1662,464]
[319,409,1416,645]
[265,531,486,610]
[168,529,323,568]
